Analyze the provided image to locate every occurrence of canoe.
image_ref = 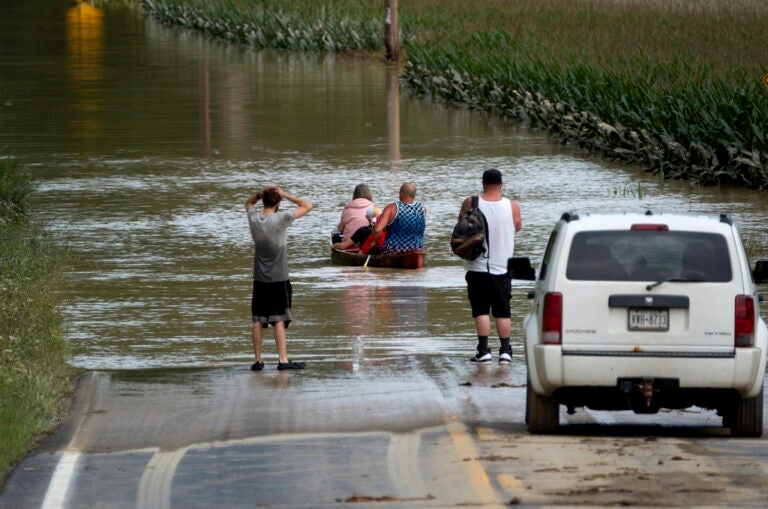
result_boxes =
[330,248,427,269]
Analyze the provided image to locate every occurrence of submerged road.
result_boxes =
[2,356,768,508]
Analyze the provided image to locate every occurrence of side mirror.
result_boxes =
[508,257,536,280]
[753,260,768,283]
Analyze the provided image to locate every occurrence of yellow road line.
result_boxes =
[441,413,507,508]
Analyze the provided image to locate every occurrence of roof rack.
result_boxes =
[561,212,579,222]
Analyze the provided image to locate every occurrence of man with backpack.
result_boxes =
[458,169,522,364]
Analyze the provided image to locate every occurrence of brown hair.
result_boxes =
[352,183,373,201]
[262,188,281,208]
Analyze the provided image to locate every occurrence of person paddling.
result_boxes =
[369,182,426,254]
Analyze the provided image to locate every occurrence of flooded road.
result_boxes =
[2,1,767,372]
[3,2,768,508]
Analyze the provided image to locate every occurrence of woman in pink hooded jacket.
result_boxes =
[331,184,379,250]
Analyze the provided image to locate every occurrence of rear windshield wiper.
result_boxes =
[646,276,703,291]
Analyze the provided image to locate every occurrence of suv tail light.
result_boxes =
[542,292,563,344]
[630,224,669,231]
[735,295,755,347]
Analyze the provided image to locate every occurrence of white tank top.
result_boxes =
[464,197,516,275]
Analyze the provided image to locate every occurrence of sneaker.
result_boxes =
[277,360,305,370]
[470,350,492,363]
[250,361,264,371]
[499,350,512,365]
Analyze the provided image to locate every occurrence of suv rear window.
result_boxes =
[566,231,732,282]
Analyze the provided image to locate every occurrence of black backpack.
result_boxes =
[450,196,488,261]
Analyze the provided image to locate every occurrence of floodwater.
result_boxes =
[2,1,767,370]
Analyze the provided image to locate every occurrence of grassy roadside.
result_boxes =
[142,0,768,189]
[0,156,74,482]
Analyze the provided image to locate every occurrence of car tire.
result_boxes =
[729,387,764,438]
[526,377,559,434]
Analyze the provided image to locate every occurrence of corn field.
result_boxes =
[142,0,768,188]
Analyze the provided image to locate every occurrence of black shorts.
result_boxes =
[465,271,512,318]
[251,280,292,327]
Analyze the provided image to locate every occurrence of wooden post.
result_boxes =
[385,0,399,62]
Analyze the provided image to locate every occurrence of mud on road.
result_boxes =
[467,428,768,507]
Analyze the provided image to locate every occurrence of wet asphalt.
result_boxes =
[2,357,768,508]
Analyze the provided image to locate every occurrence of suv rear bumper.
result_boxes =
[531,344,765,398]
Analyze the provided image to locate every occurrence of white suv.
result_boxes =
[522,212,767,436]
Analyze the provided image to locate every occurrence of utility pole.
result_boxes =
[385,0,399,62]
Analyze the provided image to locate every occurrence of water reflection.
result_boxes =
[339,283,428,336]
[374,285,428,336]
[66,1,104,136]
[386,66,401,167]
[1,2,767,370]
[67,1,103,83]
[341,284,378,338]
[199,59,211,157]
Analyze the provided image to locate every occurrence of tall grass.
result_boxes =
[142,0,768,187]
[400,0,768,187]
[0,157,36,226]
[402,0,765,80]
[0,157,73,481]
[144,0,383,52]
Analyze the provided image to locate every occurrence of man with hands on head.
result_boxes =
[245,186,312,371]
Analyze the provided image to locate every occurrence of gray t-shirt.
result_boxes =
[247,208,294,282]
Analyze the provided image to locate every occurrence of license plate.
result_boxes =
[628,308,669,331]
